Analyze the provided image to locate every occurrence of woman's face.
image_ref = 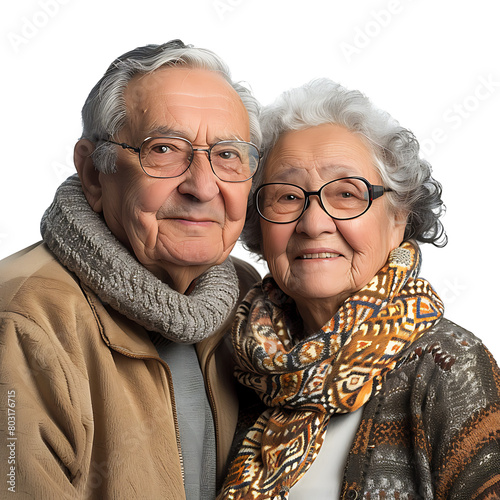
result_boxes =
[260,124,406,330]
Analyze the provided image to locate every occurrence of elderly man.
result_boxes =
[0,40,261,499]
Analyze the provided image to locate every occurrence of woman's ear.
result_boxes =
[74,139,103,213]
[391,209,410,246]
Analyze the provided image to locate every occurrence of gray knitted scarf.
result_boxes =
[40,175,240,344]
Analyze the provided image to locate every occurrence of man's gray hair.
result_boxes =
[81,40,261,173]
[241,78,447,258]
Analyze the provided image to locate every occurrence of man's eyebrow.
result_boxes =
[145,126,181,137]
[212,135,247,143]
[144,128,247,144]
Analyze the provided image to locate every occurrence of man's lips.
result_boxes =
[158,214,219,224]
[172,218,217,226]
[156,206,223,226]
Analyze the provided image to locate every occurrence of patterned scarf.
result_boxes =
[220,241,443,499]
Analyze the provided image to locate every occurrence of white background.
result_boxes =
[2,0,499,358]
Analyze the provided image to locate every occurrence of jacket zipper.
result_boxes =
[201,336,228,481]
[82,285,186,483]
[204,347,219,450]
[162,358,185,484]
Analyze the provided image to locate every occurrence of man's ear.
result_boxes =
[74,139,103,213]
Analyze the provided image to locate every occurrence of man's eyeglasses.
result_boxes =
[101,136,261,182]
[255,177,392,224]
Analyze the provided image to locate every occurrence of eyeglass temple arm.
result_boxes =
[372,185,393,200]
[106,140,140,154]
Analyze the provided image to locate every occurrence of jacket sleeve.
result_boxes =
[0,312,93,499]
[416,330,500,498]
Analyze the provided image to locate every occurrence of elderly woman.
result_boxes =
[219,80,500,499]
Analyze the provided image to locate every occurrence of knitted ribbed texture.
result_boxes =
[40,175,239,343]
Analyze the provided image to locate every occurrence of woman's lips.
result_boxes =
[297,251,341,259]
[299,252,340,259]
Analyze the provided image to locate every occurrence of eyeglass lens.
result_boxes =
[139,137,259,181]
[257,178,372,222]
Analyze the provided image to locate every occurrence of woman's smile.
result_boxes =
[296,250,342,260]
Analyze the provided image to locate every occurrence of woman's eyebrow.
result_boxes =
[269,164,355,182]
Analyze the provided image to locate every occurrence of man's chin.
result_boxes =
[149,249,226,272]
[132,236,234,284]
[165,246,226,268]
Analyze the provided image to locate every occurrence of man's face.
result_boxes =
[96,67,252,291]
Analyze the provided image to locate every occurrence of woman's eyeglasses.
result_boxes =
[255,176,392,224]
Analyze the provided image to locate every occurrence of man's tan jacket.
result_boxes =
[0,243,259,499]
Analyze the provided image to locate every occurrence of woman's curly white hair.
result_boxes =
[242,78,447,258]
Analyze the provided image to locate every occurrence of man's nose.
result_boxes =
[295,196,337,237]
[177,151,220,201]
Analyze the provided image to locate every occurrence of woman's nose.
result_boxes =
[295,196,337,237]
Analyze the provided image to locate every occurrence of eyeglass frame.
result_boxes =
[100,136,262,183]
[255,176,393,224]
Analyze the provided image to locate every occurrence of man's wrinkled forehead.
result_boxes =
[122,67,249,139]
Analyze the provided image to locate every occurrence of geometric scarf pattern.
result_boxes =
[219,241,444,499]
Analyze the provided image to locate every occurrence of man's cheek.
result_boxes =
[224,191,250,223]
